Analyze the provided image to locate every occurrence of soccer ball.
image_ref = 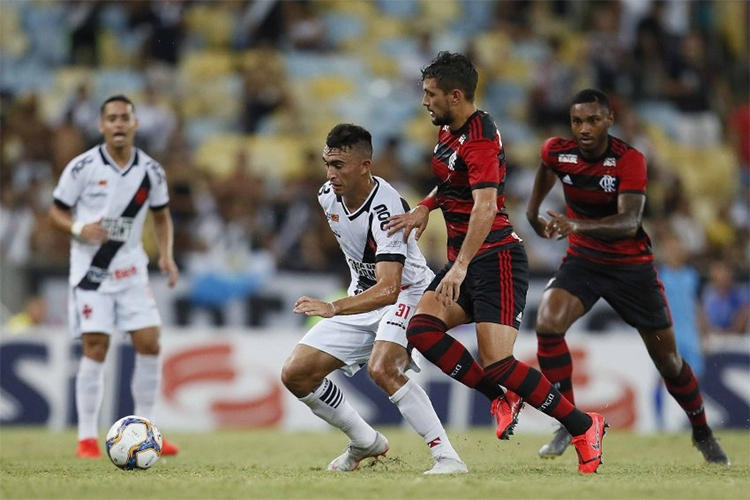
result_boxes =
[105,415,163,470]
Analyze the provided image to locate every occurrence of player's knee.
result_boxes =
[280,359,317,396]
[655,353,683,378]
[367,357,399,388]
[535,305,569,333]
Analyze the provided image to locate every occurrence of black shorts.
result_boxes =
[547,254,672,330]
[428,244,529,329]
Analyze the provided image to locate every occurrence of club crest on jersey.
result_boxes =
[599,175,617,193]
[558,154,578,164]
[603,157,616,167]
[327,212,339,223]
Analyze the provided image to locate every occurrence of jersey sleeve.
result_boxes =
[540,137,561,169]
[463,138,501,188]
[372,191,408,264]
[617,149,647,194]
[147,160,170,208]
[52,156,87,208]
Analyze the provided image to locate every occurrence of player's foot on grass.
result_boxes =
[161,438,179,456]
[327,432,389,472]
[693,434,730,465]
[491,391,524,440]
[423,456,469,475]
[539,424,572,458]
[571,412,607,474]
[76,438,102,458]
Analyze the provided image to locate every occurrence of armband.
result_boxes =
[418,197,438,211]
[71,221,85,238]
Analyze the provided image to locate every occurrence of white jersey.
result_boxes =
[319,176,433,296]
[52,144,169,293]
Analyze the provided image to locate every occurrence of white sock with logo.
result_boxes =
[299,378,377,448]
[389,378,461,461]
[132,353,161,421]
[76,356,105,440]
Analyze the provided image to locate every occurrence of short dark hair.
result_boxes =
[571,89,611,112]
[100,94,135,115]
[326,123,373,159]
[421,51,478,102]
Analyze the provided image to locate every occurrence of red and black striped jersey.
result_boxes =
[432,110,521,262]
[541,135,653,265]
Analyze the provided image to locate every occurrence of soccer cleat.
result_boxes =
[491,391,524,440]
[76,438,102,459]
[423,456,469,475]
[161,438,180,456]
[693,435,730,465]
[327,432,389,472]
[571,412,608,474]
[539,424,572,458]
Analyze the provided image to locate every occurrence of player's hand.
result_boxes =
[528,213,553,238]
[546,209,578,240]
[159,256,179,288]
[435,264,467,307]
[81,218,109,244]
[294,296,336,318]
[384,205,429,242]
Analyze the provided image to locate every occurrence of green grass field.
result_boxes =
[1,427,748,500]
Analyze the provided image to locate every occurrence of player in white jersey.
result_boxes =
[49,95,180,459]
[281,124,468,475]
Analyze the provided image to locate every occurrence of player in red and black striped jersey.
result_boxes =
[526,88,729,465]
[387,52,606,473]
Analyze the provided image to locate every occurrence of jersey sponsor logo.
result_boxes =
[84,266,109,284]
[603,157,616,167]
[101,217,134,242]
[98,179,107,186]
[148,161,165,185]
[558,154,578,164]
[71,155,94,178]
[372,204,391,230]
[599,175,617,193]
[562,174,573,185]
[347,258,376,282]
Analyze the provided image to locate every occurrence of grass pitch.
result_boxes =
[1,427,748,500]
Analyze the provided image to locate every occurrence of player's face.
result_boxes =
[99,100,138,150]
[570,102,613,157]
[422,78,454,126]
[322,146,368,197]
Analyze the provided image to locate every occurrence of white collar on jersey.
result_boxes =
[99,145,139,175]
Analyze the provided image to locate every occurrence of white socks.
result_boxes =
[389,378,461,461]
[299,378,377,448]
[76,356,105,440]
[132,353,161,421]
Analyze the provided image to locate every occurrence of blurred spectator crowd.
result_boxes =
[0,0,748,335]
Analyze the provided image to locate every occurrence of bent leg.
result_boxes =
[406,292,504,401]
[281,344,377,449]
[370,341,464,467]
[535,288,586,405]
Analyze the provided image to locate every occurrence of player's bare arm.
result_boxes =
[49,204,109,244]
[525,162,559,238]
[151,206,179,287]
[385,186,438,241]
[546,192,645,240]
[294,260,404,317]
[436,186,497,307]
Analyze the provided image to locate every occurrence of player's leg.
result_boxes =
[535,257,600,458]
[281,317,387,471]
[122,282,178,455]
[638,326,730,465]
[71,288,114,458]
[406,285,505,402]
[369,340,467,474]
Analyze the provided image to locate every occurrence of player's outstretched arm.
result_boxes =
[294,261,404,317]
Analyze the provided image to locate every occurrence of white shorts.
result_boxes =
[299,286,423,377]
[68,281,161,338]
